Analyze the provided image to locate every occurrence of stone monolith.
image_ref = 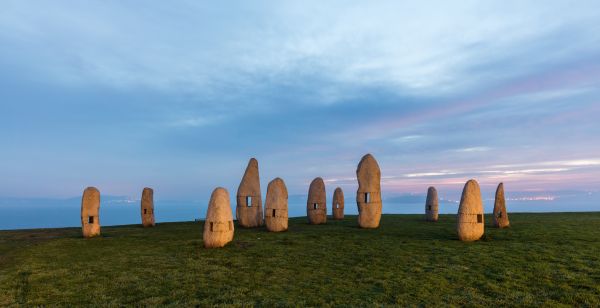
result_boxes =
[236,158,263,228]
[425,186,439,222]
[493,182,510,228]
[265,178,288,232]
[332,187,344,220]
[141,187,155,227]
[307,177,327,224]
[456,179,484,241]
[203,187,234,248]
[356,154,382,228]
[81,187,101,238]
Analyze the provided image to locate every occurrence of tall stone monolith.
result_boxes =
[141,187,155,227]
[236,158,263,228]
[425,186,439,222]
[332,187,344,220]
[356,154,382,228]
[307,177,327,224]
[81,187,101,238]
[456,179,484,241]
[265,177,288,232]
[493,182,510,228]
[203,187,234,248]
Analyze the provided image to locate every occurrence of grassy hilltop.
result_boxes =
[1,213,599,306]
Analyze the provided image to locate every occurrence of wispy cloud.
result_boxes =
[1,1,599,198]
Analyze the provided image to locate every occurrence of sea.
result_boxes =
[1,192,598,230]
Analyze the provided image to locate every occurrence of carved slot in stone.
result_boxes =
[88,216,94,224]
[477,214,483,223]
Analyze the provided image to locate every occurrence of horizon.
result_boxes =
[1,1,600,203]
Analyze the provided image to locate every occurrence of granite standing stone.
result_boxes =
[307,177,327,224]
[332,187,344,220]
[425,186,439,222]
[203,187,235,248]
[236,158,263,228]
[141,187,155,227]
[265,177,289,232]
[456,179,485,241]
[493,182,510,228]
[81,187,101,238]
[356,154,382,228]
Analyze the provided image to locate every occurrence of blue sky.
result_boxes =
[1,1,600,200]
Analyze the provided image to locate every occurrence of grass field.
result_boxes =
[1,213,599,306]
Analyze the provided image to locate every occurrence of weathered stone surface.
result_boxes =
[81,187,101,238]
[493,182,510,228]
[203,187,234,248]
[265,177,288,232]
[141,187,155,227]
[356,154,382,228]
[307,177,327,224]
[456,179,484,241]
[425,186,439,222]
[332,187,344,220]
[236,158,263,228]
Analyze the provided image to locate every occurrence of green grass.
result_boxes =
[1,213,599,306]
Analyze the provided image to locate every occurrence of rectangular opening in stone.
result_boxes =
[477,214,483,223]
[497,211,503,218]
[246,196,252,207]
[144,209,147,214]
[336,204,339,209]
[88,216,94,224]
[427,205,431,211]
[364,193,370,203]
[272,209,276,217]
[313,203,318,209]
[210,222,214,232]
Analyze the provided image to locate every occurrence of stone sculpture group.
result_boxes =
[79,153,510,245]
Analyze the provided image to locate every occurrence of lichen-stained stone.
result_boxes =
[236,158,263,228]
[265,178,288,232]
[81,187,101,238]
[356,154,382,228]
[307,177,327,224]
[493,182,510,228]
[203,187,234,248]
[141,187,155,227]
[425,186,439,222]
[332,187,344,220]
[456,179,485,241]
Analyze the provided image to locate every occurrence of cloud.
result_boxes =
[1,1,600,198]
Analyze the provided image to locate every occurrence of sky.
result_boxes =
[1,1,600,201]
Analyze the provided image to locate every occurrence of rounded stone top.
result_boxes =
[308,177,326,203]
[356,153,381,192]
[266,177,288,209]
[333,187,344,198]
[426,186,438,205]
[207,187,233,221]
[143,187,153,192]
[458,179,483,214]
[84,186,100,194]
[81,186,100,214]
[237,158,261,196]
